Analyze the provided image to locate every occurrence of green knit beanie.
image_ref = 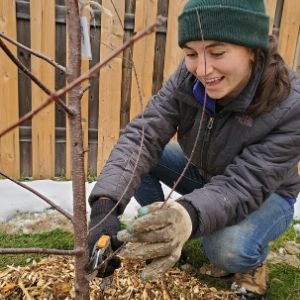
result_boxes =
[178,0,269,49]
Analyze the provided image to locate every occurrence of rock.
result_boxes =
[267,252,300,268]
[284,241,300,255]
[278,247,287,255]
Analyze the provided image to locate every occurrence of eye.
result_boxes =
[185,52,197,58]
[211,51,225,57]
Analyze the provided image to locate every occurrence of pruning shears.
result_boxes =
[85,234,112,281]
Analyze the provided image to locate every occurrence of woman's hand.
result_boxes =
[117,201,192,280]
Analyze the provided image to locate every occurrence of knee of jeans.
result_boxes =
[202,236,265,273]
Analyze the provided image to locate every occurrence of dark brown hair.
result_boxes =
[247,35,291,117]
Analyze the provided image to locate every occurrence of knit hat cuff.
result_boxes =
[178,6,269,49]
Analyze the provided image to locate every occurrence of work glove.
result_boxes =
[87,197,123,277]
[117,201,192,280]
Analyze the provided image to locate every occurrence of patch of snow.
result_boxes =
[0,179,299,223]
[0,179,181,222]
[0,180,95,221]
[294,193,300,220]
[294,224,300,233]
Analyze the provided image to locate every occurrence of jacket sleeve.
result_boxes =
[88,61,188,213]
[181,89,300,236]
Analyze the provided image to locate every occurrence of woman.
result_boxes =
[88,1,300,299]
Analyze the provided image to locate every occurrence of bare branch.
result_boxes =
[0,38,74,116]
[0,248,83,255]
[0,171,73,222]
[0,16,166,139]
[0,31,66,73]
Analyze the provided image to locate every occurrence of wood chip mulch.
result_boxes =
[0,256,239,299]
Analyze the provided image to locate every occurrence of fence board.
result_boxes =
[88,26,101,175]
[129,0,158,119]
[18,17,32,177]
[264,0,277,34]
[81,60,89,177]
[278,0,300,66]
[97,0,125,173]
[55,20,67,177]
[163,0,186,81]
[0,0,20,178]
[80,7,91,178]
[295,33,300,73]
[30,0,55,179]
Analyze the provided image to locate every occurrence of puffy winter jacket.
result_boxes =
[89,57,300,236]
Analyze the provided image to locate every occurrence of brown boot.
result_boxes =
[231,263,268,300]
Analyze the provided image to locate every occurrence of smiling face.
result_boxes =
[183,40,255,100]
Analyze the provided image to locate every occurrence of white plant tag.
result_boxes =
[80,16,92,60]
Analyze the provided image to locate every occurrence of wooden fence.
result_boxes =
[0,0,300,180]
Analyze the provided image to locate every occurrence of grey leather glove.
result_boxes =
[87,197,122,277]
[117,201,192,280]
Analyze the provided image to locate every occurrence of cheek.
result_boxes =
[237,63,252,81]
[185,60,196,74]
[226,61,252,82]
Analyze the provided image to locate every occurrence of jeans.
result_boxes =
[134,142,294,273]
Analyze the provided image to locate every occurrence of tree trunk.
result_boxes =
[65,0,90,298]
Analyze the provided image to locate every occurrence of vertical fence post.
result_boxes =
[278,0,300,67]
[97,0,125,173]
[30,0,55,179]
[163,0,186,81]
[0,0,20,179]
[264,0,277,35]
[129,0,158,119]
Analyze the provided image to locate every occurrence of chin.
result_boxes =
[207,92,227,100]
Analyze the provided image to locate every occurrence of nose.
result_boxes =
[195,55,213,78]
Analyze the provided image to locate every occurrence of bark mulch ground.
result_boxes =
[0,255,239,299]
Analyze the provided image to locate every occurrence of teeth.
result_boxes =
[206,78,221,84]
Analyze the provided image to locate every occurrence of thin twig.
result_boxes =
[80,83,91,98]
[0,171,73,222]
[0,38,74,116]
[0,16,166,139]
[0,31,66,73]
[0,248,83,255]
[163,9,208,204]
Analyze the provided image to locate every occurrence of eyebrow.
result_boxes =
[183,42,227,50]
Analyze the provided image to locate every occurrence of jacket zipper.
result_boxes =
[200,115,215,182]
